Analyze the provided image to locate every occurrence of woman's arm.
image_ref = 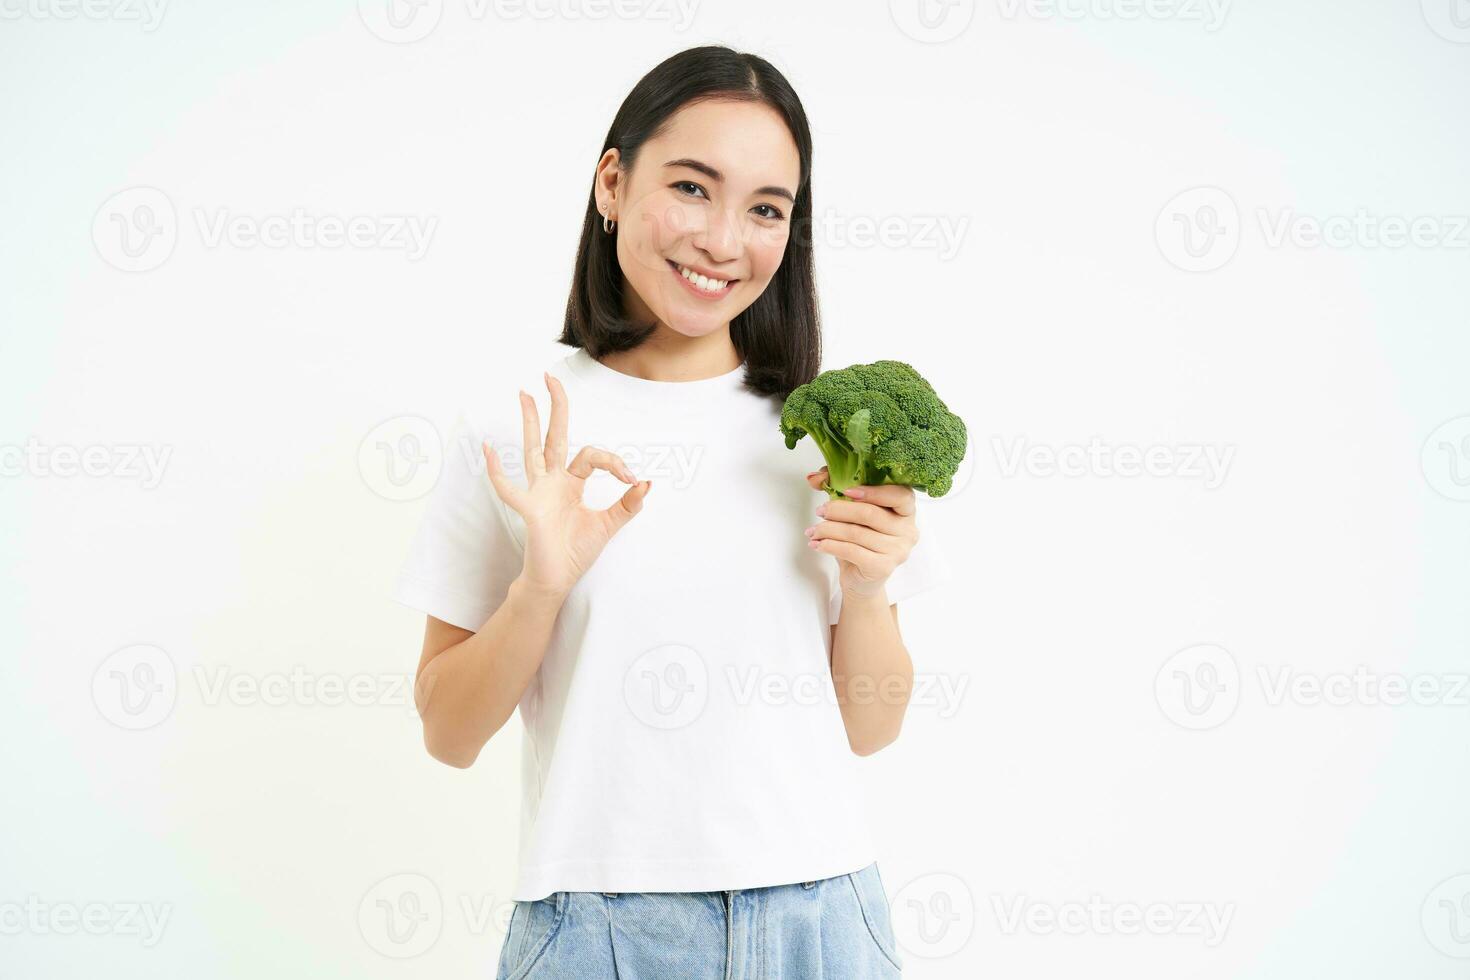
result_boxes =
[409,371,650,768]
[412,577,569,768]
[804,470,924,756]
[830,597,912,755]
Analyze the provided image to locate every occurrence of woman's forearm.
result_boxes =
[830,588,914,755]
[415,575,568,767]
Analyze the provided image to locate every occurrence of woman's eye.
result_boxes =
[673,181,784,221]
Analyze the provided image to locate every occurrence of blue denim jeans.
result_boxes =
[494,860,904,979]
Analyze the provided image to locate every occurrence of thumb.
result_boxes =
[805,466,829,490]
[603,479,652,534]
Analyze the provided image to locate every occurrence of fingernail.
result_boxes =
[804,525,815,537]
[815,504,826,516]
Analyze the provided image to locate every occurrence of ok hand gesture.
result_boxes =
[482,371,651,597]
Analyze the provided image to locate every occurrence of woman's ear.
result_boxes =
[594,148,622,218]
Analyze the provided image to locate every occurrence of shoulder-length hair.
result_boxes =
[557,45,820,401]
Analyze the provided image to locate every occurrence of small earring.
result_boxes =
[602,203,616,234]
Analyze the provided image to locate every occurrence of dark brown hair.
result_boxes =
[557,45,820,401]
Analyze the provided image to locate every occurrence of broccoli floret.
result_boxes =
[779,360,968,499]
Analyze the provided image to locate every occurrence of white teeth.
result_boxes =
[676,263,729,292]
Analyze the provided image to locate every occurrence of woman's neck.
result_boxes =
[597,329,742,383]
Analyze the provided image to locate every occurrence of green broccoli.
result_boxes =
[779,360,968,499]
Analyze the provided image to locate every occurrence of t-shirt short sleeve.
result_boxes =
[828,494,955,624]
[391,410,525,633]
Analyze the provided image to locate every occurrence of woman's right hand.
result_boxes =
[481,370,651,597]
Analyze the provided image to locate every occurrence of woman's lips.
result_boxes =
[667,259,736,299]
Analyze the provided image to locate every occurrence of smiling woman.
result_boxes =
[560,51,820,395]
[392,43,952,979]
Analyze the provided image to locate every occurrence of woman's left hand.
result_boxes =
[804,465,919,599]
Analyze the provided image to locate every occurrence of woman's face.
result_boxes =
[596,98,800,340]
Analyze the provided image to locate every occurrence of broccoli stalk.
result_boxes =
[779,360,967,499]
[800,409,877,499]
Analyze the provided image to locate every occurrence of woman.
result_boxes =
[392,44,953,978]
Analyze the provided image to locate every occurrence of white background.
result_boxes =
[3,1,1469,977]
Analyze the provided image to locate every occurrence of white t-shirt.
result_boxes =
[392,346,955,901]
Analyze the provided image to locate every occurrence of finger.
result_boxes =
[544,371,568,472]
[567,445,636,483]
[482,441,528,512]
[840,483,915,517]
[809,536,895,577]
[805,465,829,490]
[808,517,897,555]
[815,498,906,536]
[602,479,652,535]
[519,390,546,480]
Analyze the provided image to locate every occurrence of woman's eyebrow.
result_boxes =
[664,157,795,204]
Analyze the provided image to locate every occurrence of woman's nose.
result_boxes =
[692,208,741,262]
